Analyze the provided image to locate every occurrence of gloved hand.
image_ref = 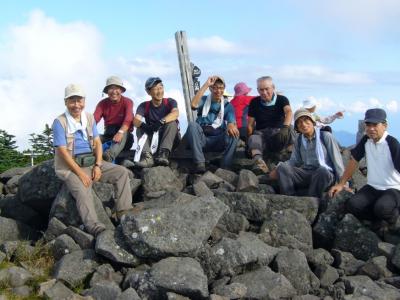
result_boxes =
[279,125,291,140]
[149,120,163,133]
[140,122,153,135]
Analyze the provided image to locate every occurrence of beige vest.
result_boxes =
[54,112,95,179]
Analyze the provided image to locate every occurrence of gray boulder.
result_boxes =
[331,249,365,275]
[0,195,44,228]
[272,248,320,294]
[4,174,21,194]
[84,281,122,300]
[64,226,94,249]
[17,160,63,216]
[212,282,247,299]
[95,229,141,266]
[196,171,224,189]
[149,256,209,299]
[231,266,297,300]
[0,216,38,243]
[43,281,75,300]
[236,169,259,192]
[342,275,400,300]
[142,166,183,195]
[312,190,350,249]
[305,248,334,268]
[51,234,81,261]
[0,266,33,287]
[49,184,114,231]
[121,195,228,258]
[218,212,249,234]
[358,256,392,280]
[333,214,381,261]
[0,166,31,183]
[214,191,319,224]
[259,208,312,251]
[203,232,278,279]
[192,181,213,197]
[314,265,339,288]
[117,287,141,300]
[52,249,99,288]
[44,217,68,242]
[90,264,123,287]
[214,168,238,186]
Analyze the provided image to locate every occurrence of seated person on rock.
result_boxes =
[230,82,255,141]
[186,75,239,173]
[52,84,136,237]
[93,76,134,162]
[269,109,344,198]
[329,108,400,230]
[133,77,180,168]
[247,76,293,174]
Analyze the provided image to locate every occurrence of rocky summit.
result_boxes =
[0,149,399,299]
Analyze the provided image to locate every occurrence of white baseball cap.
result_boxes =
[302,98,317,109]
[64,84,86,99]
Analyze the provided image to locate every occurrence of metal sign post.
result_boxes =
[175,31,200,123]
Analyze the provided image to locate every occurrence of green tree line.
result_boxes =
[0,125,54,173]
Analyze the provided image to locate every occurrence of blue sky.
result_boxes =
[0,0,399,149]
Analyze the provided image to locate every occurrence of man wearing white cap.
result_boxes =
[269,108,344,197]
[52,84,137,237]
[94,76,134,162]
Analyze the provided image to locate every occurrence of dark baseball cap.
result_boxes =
[364,108,387,124]
[145,77,162,91]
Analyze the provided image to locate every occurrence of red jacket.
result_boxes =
[230,95,254,128]
[94,96,134,131]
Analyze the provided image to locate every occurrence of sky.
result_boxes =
[0,0,399,149]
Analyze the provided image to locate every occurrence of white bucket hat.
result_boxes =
[64,84,86,99]
[302,98,317,109]
[103,76,126,93]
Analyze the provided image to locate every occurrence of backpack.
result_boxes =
[297,130,328,152]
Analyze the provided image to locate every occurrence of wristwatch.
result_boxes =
[95,163,102,168]
[160,118,166,125]
[118,130,124,134]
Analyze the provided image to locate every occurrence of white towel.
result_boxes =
[301,127,332,171]
[134,131,159,162]
[65,110,88,140]
[201,95,224,129]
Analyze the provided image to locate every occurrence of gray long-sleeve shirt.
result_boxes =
[288,130,344,181]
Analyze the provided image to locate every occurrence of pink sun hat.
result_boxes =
[234,82,252,96]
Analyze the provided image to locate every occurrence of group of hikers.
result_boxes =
[52,75,400,238]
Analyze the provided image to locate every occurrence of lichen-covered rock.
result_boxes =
[95,229,141,266]
[334,214,381,261]
[17,160,63,216]
[203,232,278,279]
[259,208,312,251]
[231,266,297,300]
[236,169,259,192]
[272,248,320,294]
[214,191,318,224]
[52,249,99,289]
[121,195,228,258]
[142,166,183,195]
[0,216,39,243]
[342,275,400,300]
[149,257,209,299]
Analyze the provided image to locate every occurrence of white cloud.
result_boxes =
[386,100,398,112]
[300,0,400,35]
[0,10,108,150]
[274,65,373,85]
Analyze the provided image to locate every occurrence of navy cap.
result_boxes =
[364,108,387,124]
[145,77,162,91]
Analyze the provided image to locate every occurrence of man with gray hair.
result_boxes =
[247,76,293,174]
[53,84,137,237]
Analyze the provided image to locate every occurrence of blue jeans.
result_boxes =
[186,122,238,169]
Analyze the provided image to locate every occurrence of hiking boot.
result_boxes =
[155,148,170,166]
[135,152,154,168]
[102,150,113,162]
[193,162,206,174]
[113,205,143,222]
[252,158,269,175]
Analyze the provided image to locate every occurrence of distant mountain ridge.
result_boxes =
[333,130,356,147]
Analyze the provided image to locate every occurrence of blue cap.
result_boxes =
[145,77,162,91]
[364,108,387,124]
